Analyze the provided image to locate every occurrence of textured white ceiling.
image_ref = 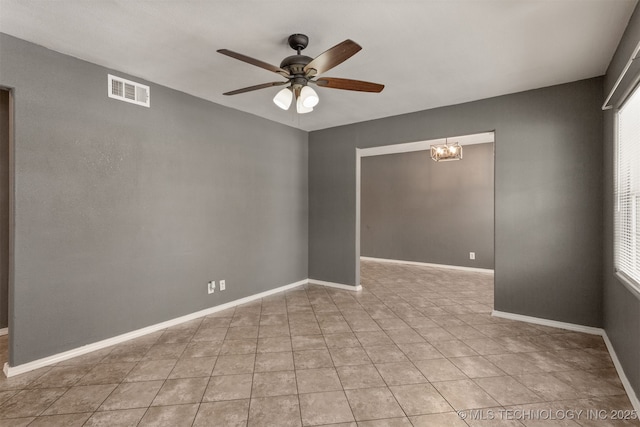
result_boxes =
[0,0,637,131]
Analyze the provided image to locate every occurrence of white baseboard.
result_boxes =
[3,278,308,377]
[0,328,7,337]
[3,276,365,377]
[308,279,362,292]
[491,310,604,335]
[602,333,640,412]
[492,310,639,412]
[361,256,494,274]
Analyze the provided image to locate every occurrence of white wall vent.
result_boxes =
[108,74,150,107]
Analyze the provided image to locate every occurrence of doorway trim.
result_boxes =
[0,87,14,363]
[355,131,495,285]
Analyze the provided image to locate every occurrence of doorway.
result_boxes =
[0,88,10,370]
[355,132,495,288]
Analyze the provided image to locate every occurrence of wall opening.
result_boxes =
[355,132,495,286]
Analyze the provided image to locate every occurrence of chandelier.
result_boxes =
[430,139,463,162]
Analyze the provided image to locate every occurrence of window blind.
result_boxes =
[615,84,640,289]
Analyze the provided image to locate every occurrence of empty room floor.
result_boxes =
[0,260,637,426]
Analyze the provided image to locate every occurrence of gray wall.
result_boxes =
[360,143,494,269]
[0,89,8,329]
[603,3,640,402]
[0,34,308,365]
[309,78,603,327]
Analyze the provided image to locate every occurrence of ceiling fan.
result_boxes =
[217,34,384,114]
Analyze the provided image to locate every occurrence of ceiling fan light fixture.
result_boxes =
[300,86,319,108]
[273,87,293,110]
[296,97,313,114]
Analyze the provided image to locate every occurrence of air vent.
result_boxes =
[108,74,150,107]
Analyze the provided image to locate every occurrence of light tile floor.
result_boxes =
[0,260,638,426]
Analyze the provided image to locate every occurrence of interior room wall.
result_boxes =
[360,143,494,269]
[0,89,8,330]
[0,34,309,366]
[603,2,640,403]
[309,77,604,328]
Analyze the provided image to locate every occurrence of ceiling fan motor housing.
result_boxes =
[281,34,315,90]
[280,55,313,75]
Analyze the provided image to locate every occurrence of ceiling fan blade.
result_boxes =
[217,49,290,77]
[223,81,288,96]
[314,77,384,93]
[303,40,362,76]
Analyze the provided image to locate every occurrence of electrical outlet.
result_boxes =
[220,280,226,291]
[469,252,476,260]
[207,281,215,294]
